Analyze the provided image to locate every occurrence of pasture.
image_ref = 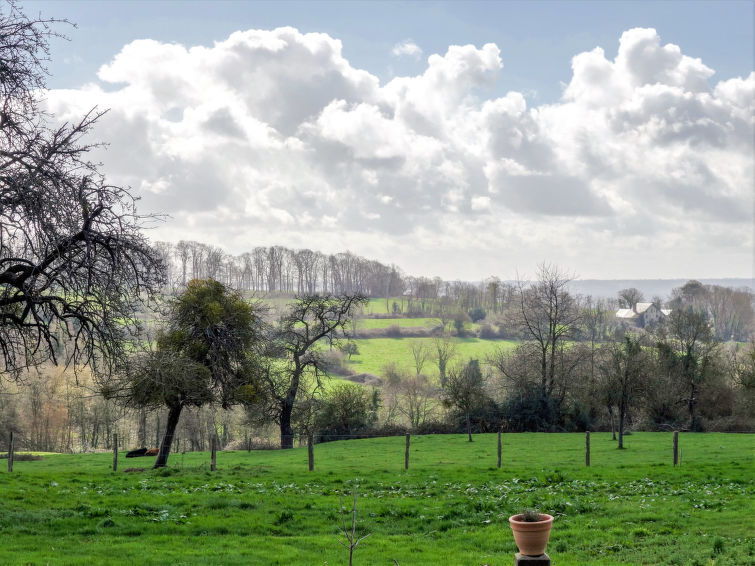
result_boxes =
[1,433,752,565]
[346,337,517,377]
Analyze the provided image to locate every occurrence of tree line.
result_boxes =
[154,241,754,344]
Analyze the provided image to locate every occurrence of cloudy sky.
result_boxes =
[27,0,754,281]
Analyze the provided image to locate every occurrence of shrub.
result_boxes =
[413,420,458,434]
[365,423,408,437]
[321,349,353,376]
[468,307,486,323]
[384,324,402,337]
[478,323,497,339]
[563,401,595,432]
[453,312,471,337]
[315,383,379,442]
[502,385,562,432]
[381,361,405,386]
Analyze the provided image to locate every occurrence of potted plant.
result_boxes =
[508,508,554,556]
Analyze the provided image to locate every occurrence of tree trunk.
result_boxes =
[155,414,161,448]
[466,413,472,442]
[280,396,295,449]
[153,404,182,468]
[688,385,697,431]
[608,405,616,440]
[618,406,625,449]
[138,408,147,448]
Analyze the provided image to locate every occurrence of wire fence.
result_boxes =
[4,428,753,473]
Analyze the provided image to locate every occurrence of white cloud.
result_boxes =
[45,27,754,279]
[391,40,423,59]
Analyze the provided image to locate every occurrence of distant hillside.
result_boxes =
[564,279,754,300]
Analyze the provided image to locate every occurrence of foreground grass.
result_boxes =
[1,433,752,565]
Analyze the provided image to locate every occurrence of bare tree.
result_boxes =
[512,264,581,425]
[335,486,371,566]
[0,3,164,380]
[258,294,366,448]
[432,335,457,389]
[408,340,430,377]
[397,374,437,429]
[433,298,455,334]
[618,288,645,309]
[598,334,650,448]
[444,359,487,442]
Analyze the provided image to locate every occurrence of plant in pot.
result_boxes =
[508,508,554,556]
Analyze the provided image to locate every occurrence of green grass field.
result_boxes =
[363,297,404,315]
[2,433,751,565]
[357,317,439,330]
[347,337,517,377]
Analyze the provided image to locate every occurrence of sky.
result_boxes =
[22,0,755,281]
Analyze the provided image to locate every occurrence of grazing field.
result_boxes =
[347,337,517,377]
[357,317,439,330]
[1,433,752,565]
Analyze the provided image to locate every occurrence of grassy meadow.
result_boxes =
[357,317,439,330]
[346,337,517,377]
[1,433,752,565]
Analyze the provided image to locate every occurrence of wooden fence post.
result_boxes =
[404,433,410,470]
[497,431,502,469]
[7,431,14,473]
[308,433,314,472]
[585,431,590,467]
[210,435,217,471]
[112,432,118,472]
[673,431,679,467]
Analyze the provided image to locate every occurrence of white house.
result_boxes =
[616,302,669,328]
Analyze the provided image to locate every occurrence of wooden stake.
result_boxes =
[308,433,314,472]
[673,431,678,467]
[112,432,118,472]
[8,431,14,473]
[404,434,410,470]
[497,431,502,469]
[585,431,590,467]
[210,435,217,471]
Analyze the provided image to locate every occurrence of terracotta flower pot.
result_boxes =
[508,513,554,556]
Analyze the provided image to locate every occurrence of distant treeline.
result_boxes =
[154,241,754,342]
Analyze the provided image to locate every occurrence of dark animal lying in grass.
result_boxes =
[125,448,148,458]
[126,447,160,458]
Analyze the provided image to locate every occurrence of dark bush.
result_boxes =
[446,399,504,433]
[502,385,562,432]
[562,401,595,432]
[413,420,459,434]
[315,383,379,442]
[468,307,486,323]
[365,424,409,437]
[384,324,402,337]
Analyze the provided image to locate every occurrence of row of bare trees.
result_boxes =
[156,241,405,297]
[155,241,534,316]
